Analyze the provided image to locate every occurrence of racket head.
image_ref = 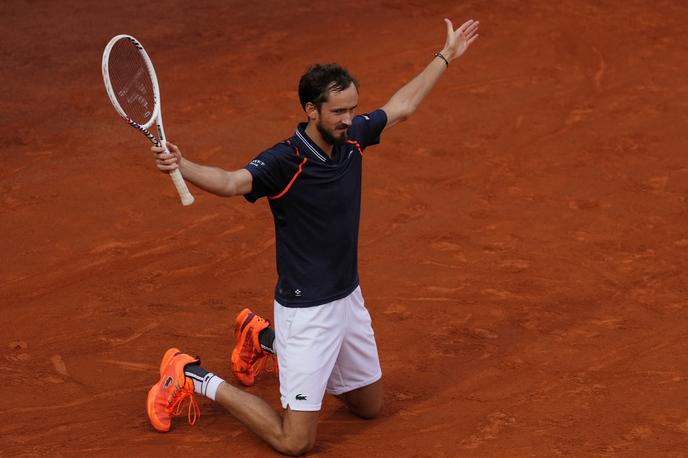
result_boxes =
[102,35,161,130]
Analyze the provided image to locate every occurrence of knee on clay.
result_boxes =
[350,397,383,420]
[277,433,316,456]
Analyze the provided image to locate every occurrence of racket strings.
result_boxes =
[107,38,156,126]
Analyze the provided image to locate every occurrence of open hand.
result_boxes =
[441,18,479,62]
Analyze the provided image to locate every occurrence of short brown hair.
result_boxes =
[298,63,358,111]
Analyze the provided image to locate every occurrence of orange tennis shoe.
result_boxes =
[147,348,200,432]
[231,308,277,386]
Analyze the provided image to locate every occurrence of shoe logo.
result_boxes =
[163,376,173,389]
[295,394,307,401]
[295,289,302,297]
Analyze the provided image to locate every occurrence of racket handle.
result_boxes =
[169,169,195,206]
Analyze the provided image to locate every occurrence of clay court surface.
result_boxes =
[2,0,688,456]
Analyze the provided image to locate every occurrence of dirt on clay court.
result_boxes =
[2,0,688,456]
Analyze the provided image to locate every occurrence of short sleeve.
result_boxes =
[348,109,388,150]
[243,144,298,203]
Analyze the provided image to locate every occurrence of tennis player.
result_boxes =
[146,18,479,456]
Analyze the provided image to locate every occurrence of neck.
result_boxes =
[305,122,333,157]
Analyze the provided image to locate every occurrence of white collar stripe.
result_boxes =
[295,129,327,162]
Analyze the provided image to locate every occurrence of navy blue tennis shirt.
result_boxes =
[244,109,387,307]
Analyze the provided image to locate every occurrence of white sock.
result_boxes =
[202,373,224,401]
[183,366,224,401]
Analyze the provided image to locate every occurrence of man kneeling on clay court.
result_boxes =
[146,18,479,456]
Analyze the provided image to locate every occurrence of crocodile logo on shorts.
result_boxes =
[296,393,307,401]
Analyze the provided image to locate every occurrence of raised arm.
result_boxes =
[381,18,479,129]
[152,142,252,197]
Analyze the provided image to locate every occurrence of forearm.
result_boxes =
[386,53,449,121]
[381,18,478,128]
[179,158,243,197]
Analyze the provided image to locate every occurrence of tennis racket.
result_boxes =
[102,34,194,206]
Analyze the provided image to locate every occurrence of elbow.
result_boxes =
[397,111,411,123]
[398,102,417,122]
[383,98,416,126]
[220,171,241,197]
[222,183,239,197]
[393,108,414,126]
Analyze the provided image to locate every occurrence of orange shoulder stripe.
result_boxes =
[347,139,363,157]
[269,156,308,200]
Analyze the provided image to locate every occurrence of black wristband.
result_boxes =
[435,52,449,67]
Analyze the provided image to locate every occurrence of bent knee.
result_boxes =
[275,409,319,456]
[351,398,383,420]
[356,406,382,420]
[278,435,316,456]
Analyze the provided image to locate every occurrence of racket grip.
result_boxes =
[169,169,195,206]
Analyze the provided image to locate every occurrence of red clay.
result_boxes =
[2,1,688,456]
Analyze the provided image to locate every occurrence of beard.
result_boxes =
[316,120,348,146]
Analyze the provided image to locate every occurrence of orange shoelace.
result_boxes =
[253,352,278,377]
[168,385,200,426]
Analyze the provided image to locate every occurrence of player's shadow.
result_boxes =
[199,369,422,455]
[315,398,381,454]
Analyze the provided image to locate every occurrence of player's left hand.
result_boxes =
[441,18,479,62]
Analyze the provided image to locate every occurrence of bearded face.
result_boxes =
[310,84,359,146]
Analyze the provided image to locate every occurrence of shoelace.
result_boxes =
[241,325,278,378]
[168,385,200,426]
[252,352,278,377]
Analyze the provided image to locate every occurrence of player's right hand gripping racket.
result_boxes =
[102,34,194,206]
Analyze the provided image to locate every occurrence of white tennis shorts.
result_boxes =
[274,286,382,411]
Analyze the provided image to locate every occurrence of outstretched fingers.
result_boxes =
[458,20,479,54]
[459,20,479,40]
[442,18,480,59]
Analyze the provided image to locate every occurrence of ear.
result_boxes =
[305,102,319,122]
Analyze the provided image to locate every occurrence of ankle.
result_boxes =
[259,326,276,354]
